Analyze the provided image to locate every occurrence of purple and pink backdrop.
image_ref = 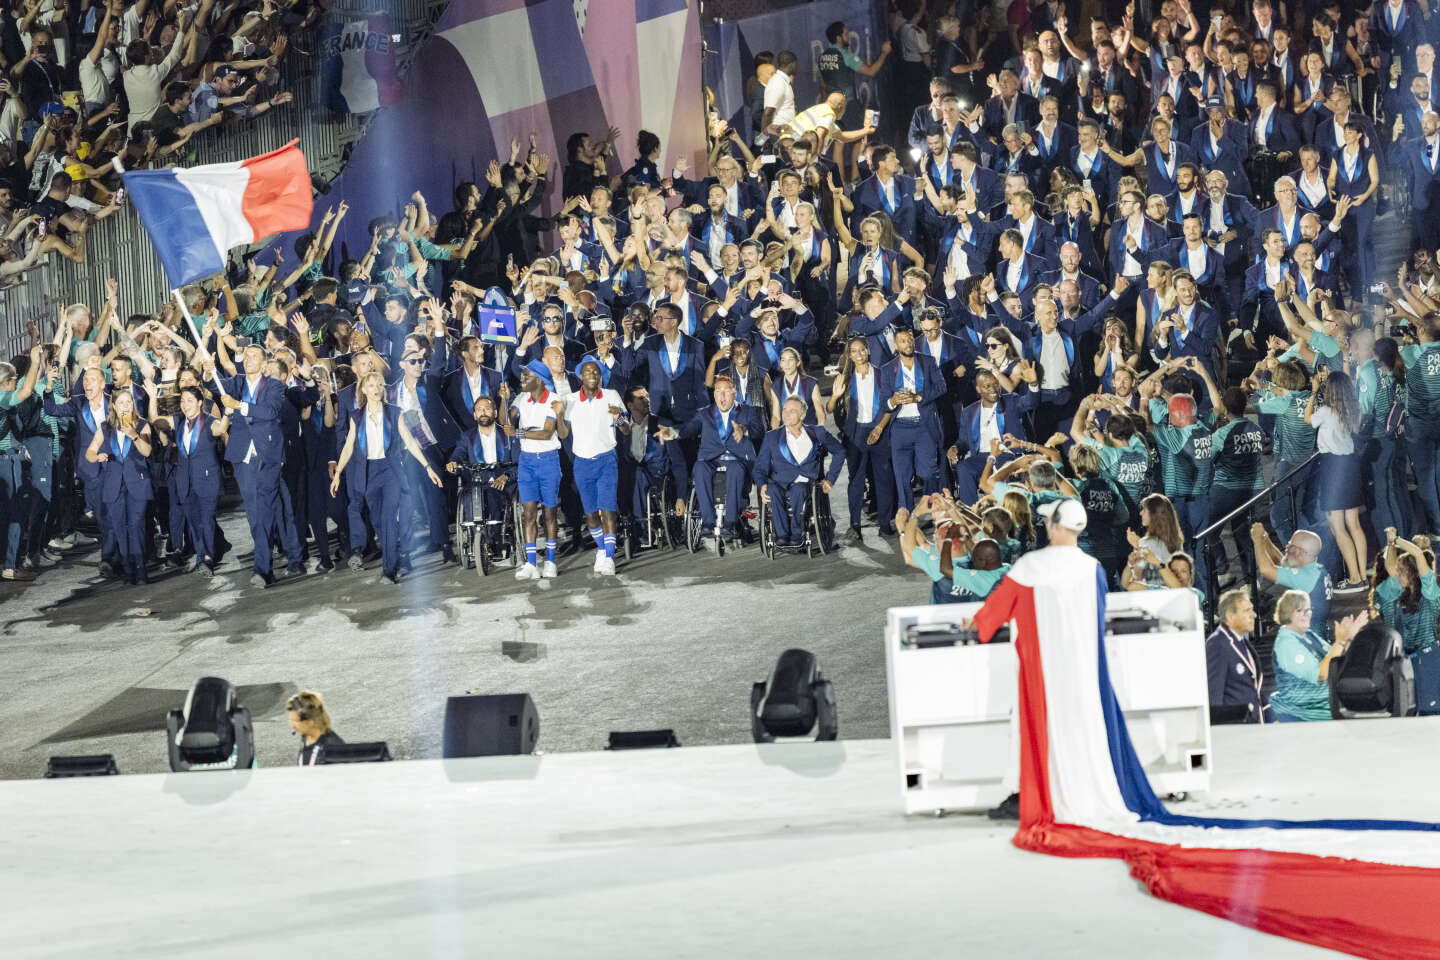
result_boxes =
[315,0,706,260]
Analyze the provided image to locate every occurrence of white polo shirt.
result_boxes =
[564,387,623,459]
[512,391,561,453]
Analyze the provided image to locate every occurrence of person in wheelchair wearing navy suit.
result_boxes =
[754,397,844,550]
[670,376,764,546]
[445,394,517,543]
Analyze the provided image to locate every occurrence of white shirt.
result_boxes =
[947,230,973,280]
[1006,256,1025,291]
[396,380,436,446]
[1310,405,1355,455]
[1122,220,1144,277]
[365,407,386,460]
[854,367,876,424]
[1077,150,1098,176]
[1298,170,1328,206]
[466,367,488,405]
[894,359,920,419]
[978,402,1001,450]
[1265,259,1285,288]
[1186,242,1208,278]
[1255,105,1273,147]
[513,391,562,453]
[477,427,499,465]
[1209,200,1228,254]
[785,426,814,463]
[1039,331,1069,388]
[763,71,796,129]
[664,334,682,373]
[564,387,622,458]
[629,415,650,461]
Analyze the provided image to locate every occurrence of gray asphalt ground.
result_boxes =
[0,470,916,780]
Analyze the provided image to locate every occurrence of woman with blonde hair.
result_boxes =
[330,371,442,584]
[1001,489,1035,554]
[85,388,153,584]
[287,690,344,765]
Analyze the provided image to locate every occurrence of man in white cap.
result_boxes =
[962,496,1090,821]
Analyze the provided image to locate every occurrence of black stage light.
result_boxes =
[166,677,255,771]
[751,648,838,743]
[606,729,680,750]
[443,694,539,757]
[44,754,118,778]
[317,742,392,764]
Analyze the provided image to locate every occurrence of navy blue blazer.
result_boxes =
[850,173,919,246]
[955,164,1005,214]
[616,416,670,473]
[44,388,106,482]
[1190,122,1253,197]
[927,214,999,283]
[1206,626,1264,720]
[222,374,286,467]
[1142,140,1199,198]
[1027,121,1078,179]
[1242,260,1294,340]
[1067,147,1120,210]
[680,403,763,462]
[993,253,1049,313]
[637,332,708,426]
[954,393,1036,457]
[754,424,845,489]
[386,374,460,452]
[1050,210,1103,274]
[1038,268,1104,309]
[1106,218,1171,281]
[449,425,517,485]
[343,402,407,489]
[443,365,506,431]
[980,93,1040,143]
[1249,107,1302,155]
[96,424,153,503]
[674,174,766,228]
[993,214,1058,266]
[1150,239,1228,294]
[877,353,946,444]
[171,413,222,500]
[848,301,903,366]
[1253,204,1308,252]
[1396,137,1440,212]
[1151,303,1220,372]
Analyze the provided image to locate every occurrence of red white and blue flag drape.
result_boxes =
[972,547,1440,960]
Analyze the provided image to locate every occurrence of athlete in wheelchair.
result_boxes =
[666,376,763,552]
[753,396,843,555]
[446,395,521,574]
[616,386,680,553]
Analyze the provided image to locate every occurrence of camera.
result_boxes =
[717,334,733,348]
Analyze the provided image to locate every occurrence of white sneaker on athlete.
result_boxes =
[593,550,605,572]
[515,562,538,581]
[540,560,558,578]
[597,557,616,576]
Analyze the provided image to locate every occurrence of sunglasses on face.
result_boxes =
[402,357,424,366]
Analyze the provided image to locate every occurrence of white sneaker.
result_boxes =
[515,562,538,581]
[593,550,605,572]
[71,531,96,546]
[540,560,558,578]
[48,535,74,550]
[597,557,616,576]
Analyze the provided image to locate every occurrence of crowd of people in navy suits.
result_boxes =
[6,2,1440,726]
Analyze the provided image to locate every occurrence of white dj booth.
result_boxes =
[884,588,1212,814]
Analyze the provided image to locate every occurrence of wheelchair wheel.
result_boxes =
[455,494,475,570]
[621,517,634,561]
[685,488,702,553]
[652,476,675,550]
[509,498,526,568]
[807,487,836,558]
[758,497,775,559]
[474,523,492,577]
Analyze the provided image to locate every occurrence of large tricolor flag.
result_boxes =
[121,141,313,289]
[971,546,1440,960]
[319,15,406,114]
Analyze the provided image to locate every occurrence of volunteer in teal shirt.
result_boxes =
[1401,324,1440,535]
[1269,589,1361,722]
[1360,337,1409,537]
[1254,524,1333,635]
[1255,359,1319,543]
[1375,538,1440,654]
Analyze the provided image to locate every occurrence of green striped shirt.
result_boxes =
[1210,418,1264,491]
[1375,572,1440,654]
[1402,342,1440,424]
[1256,387,1316,464]
[1151,419,1214,498]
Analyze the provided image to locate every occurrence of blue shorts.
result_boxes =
[517,450,561,507]
[573,449,619,513]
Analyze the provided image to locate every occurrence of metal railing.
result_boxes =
[0,0,449,357]
[1195,450,1321,622]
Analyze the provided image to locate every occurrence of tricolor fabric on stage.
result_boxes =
[319,15,405,114]
[972,547,1440,960]
[121,141,313,288]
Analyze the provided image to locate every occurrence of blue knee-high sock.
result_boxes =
[588,525,603,549]
[525,542,537,566]
[545,539,557,563]
[603,533,616,559]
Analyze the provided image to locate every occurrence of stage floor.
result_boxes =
[6,720,1438,959]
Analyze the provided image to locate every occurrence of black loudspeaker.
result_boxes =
[443,694,539,758]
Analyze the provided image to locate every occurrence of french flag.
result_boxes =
[121,141,313,289]
[971,547,1440,960]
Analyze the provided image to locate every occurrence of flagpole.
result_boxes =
[171,289,229,399]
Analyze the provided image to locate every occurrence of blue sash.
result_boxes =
[658,341,689,379]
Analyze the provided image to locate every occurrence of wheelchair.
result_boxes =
[757,479,836,559]
[620,469,676,558]
[453,462,522,576]
[684,460,754,556]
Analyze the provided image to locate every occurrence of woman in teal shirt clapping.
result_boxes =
[1269,589,1368,722]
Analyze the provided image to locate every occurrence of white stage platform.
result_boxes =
[6,720,1440,959]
